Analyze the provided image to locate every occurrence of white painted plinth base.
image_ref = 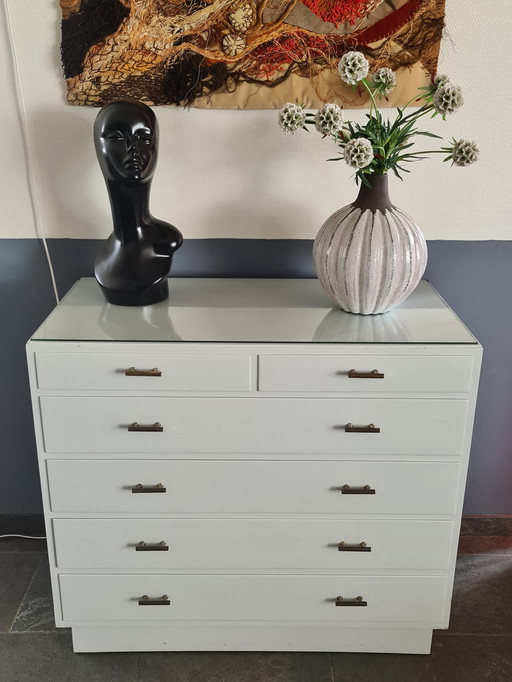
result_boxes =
[71,626,433,655]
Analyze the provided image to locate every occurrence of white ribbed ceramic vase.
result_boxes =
[313,174,427,315]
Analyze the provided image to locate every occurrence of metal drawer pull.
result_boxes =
[341,484,375,495]
[131,483,166,493]
[338,541,371,552]
[128,422,163,432]
[335,595,367,607]
[125,367,162,377]
[348,369,384,379]
[345,423,380,433]
[138,595,170,606]
[136,541,169,552]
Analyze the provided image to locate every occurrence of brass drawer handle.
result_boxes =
[335,595,367,607]
[128,422,163,432]
[131,483,167,494]
[136,541,169,552]
[341,484,376,495]
[138,594,170,606]
[338,541,371,552]
[345,423,380,433]
[348,369,384,379]
[125,367,162,377]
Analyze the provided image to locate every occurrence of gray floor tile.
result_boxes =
[0,553,40,633]
[448,554,512,634]
[0,633,138,682]
[331,633,512,682]
[136,651,332,682]
[0,537,47,553]
[11,554,63,634]
[433,634,512,681]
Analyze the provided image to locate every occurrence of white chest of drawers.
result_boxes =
[26,278,482,654]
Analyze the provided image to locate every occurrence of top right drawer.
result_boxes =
[258,354,474,394]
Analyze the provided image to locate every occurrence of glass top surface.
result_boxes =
[30,278,478,345]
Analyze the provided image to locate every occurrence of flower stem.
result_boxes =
[401,93,429,110]
[360,78,379,120]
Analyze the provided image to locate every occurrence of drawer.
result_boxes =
[258,354,474,394]
[34,352,251,392]
[59,574,448,625]
[47,460,460,515]
[53,518,453,571]
[40,396,468,456]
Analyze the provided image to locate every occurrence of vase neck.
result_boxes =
[353,174,392,211]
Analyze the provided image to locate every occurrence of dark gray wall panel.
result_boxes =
[0,238,511,514]
[0,240,56,513]
[46,239,316,298]
[424,242,512,516]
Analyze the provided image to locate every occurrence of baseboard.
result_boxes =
[0,514,46,536]
[460,515,512,537]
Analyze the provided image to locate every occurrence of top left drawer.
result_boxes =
[34,353,251,392]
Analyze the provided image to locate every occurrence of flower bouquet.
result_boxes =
[279,51,478,187]
[277,53,478,314]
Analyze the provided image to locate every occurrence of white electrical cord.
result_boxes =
[2,0,60,305]
[0,534,47,540]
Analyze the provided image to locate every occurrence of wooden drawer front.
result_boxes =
[35,352,250,392]
[258,354,473,394]
[47,460,460,515]
[53,518,453,571]
[40,397,468,456]
[59,574,447,625]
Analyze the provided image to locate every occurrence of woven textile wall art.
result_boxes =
[61,0,446,109]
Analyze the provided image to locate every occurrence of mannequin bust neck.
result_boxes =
[106,179,152,242]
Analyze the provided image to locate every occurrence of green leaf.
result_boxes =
[359,173,372,187]
[414,131,443,139]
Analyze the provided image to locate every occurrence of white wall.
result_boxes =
[1,0,510,241]
[0,0,34,235]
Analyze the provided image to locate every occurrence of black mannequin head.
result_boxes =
[93,98,183,306]
[93,98,158,185]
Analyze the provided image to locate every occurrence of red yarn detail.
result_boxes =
[300,0,372,27]
[353,0,423,44]
[251,34,345,77]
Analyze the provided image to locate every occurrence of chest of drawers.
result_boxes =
[26,278,482,653]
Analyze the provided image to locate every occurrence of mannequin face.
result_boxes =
[94,100,158,185]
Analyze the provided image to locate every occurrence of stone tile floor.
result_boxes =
[0,537,511,682]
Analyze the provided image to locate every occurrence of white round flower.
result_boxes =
[344,137,373,169]
[433,82,463,115]
[373,67,397,94]
[451,139,479,167]
[434,73,450,87]
[278,103,306,133]
[314,103,344,135]
[338,51,369,85]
